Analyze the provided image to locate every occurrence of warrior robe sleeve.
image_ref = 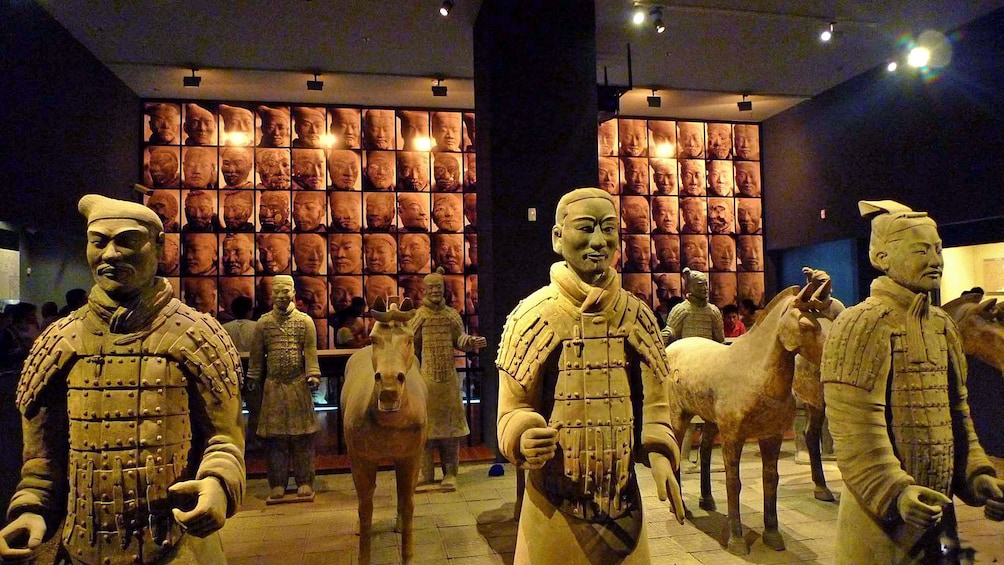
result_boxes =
[302,315,321,378]
[7,317,76,528]
[496,289,556,465]
[623,294,679,468]
[821,304,913,521]
[448,308,479,352]
[178,314,246,517]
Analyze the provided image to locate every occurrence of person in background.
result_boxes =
[222,296,256,353]
[721,303,746,338]
[38,302,59,331]
[739,298,759,329]
[333,296,370,349]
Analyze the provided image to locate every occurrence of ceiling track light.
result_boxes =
[647,88,661,108]
[432,78,448,97]
[306,72,323,91]
[820,21,834,42]
[439,0,453,17]
[650,7,665,34]
[737,93,752,112]
[183,68,201,88]
[632,3,645,26]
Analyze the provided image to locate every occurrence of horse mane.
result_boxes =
[743,285,799,338]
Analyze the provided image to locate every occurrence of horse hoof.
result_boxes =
[698,497,717,512]
[762,529,786,551]
[727,537,749,555]
[814,486,835,502]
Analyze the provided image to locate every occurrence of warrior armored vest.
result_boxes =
[261,311,307,382]
[545,311,635,521]
[418,308,457,383]
[64,328,192,564]
[674,301,719,340]
[887,321,955,495]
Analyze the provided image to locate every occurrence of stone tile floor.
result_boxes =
[221,441,1004,564]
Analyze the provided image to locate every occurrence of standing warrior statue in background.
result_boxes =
[821,200,1004,564]
[247,275,322,502]
[661,267,724,345]
[0,195,245,564]
[497,187,684,564]
[410,269,486,490]
[660,267,724,469]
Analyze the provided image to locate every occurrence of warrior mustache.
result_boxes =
[97,262,134,278]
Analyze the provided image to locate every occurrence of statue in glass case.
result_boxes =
[410,269,486,490]
[246,275,321,502]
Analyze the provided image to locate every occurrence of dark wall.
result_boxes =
[0,1,140,305]
[762,8,1004,252]
[474,0,599,454]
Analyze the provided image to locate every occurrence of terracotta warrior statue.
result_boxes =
[821,200,1004,564]
[247,275,321,501]
[410,268,486,490]
[661,267,724,345]
[660,267,724,468]
[0,195,245,564]
[497,187,684,563]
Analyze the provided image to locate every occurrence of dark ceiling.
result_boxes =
[38,0,1004,121]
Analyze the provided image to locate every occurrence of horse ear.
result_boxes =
[794,282,813,308]
[371,295,387,313]
[400,297,415,312]
[979,298,998,319]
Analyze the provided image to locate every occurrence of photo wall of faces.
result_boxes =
[141,101,479,350]
[598,117,765,314]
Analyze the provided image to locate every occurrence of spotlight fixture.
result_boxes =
[183,68,201,88]
[886,61,898,72]
[432,78,448,97]
[439,0,453,17]
[631,3,645,26]
[820,22,834,42]
[306,73,324,91]
[737,94,752,112]
[647,89,661,108]
[908,46,931,68]
[650,7,665,34]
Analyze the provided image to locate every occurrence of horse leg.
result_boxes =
[699,422,719,511]
[351,459,378,565]
[806,403,834,502]
[758,435,786,551]
[721,436,748,555]
[395,457,420,563]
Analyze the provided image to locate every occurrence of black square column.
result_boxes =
[474,0,599,456]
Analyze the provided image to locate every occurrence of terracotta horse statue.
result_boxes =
[667,270,836,555]
[795,290,1004,502]
[943,292,1004,371]
[342,297,428,565]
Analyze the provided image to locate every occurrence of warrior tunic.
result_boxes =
[410,301,479,439]
[248,304,320,437]
[8,280,245,565]
[821,276,996,564]
[497,263,677,563]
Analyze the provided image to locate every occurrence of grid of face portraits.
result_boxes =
[598,118,765,316]
[141,101,479,349]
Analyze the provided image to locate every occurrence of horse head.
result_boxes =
[369,296,418,412]
[943,292,1004,372]
[778,267,841,365]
